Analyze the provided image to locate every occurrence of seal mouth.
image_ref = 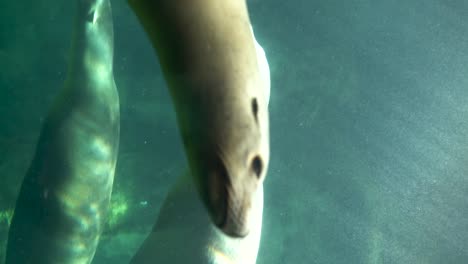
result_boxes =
[208,157,250,238]
[217,185,251,238]
[213,181,228,232]
[206,157,229,231]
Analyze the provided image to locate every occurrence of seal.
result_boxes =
[5,0,119,263]
[127,0,270,238]
[130,28,270,264]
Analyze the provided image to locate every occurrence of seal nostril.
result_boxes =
[251,155,263,178]
[251,98,258,122]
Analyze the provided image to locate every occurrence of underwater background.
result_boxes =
[1,0,468,263]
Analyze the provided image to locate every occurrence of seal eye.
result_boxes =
[86,10,95,23]
[251,98,258,122]
[250,155,263,178]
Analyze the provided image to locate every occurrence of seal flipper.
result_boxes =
[5,0,119,263]
[130,172,264,264]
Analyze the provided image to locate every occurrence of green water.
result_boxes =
[1,0,468,263]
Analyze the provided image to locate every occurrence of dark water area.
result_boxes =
[1,0,468,263]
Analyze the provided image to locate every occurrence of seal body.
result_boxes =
[5,0,119,263]
[128,0,270,237]
[130,28,270,264]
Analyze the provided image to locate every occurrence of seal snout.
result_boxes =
[220,193,252,238]
[213,155,265,238]
[204,154,263,238]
